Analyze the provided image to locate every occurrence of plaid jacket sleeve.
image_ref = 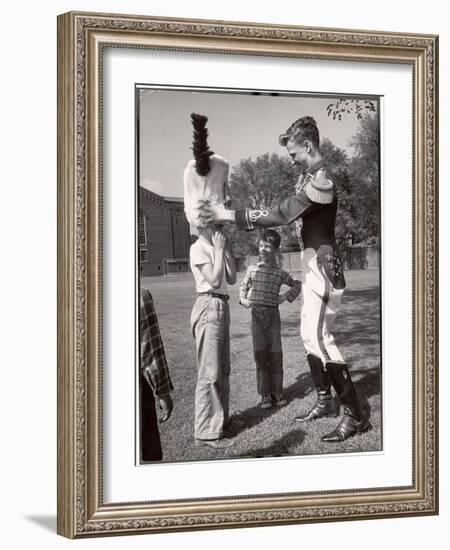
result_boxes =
[282,271,302,303]
[140,288,174,398]
[239,268,252,303]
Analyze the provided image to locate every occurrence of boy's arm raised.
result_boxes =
[224,238,237,285]
[197,230,225,289]
[239,268,252,308]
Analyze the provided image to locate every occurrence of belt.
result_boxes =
[198,292,230,301]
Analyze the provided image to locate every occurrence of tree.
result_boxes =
[325,102,381,245]
[348,114,380,243]
[319,139,356,246]
[327,99,377,121]
[349,113,379,178]
[223,223,259,257]
[228,153,300,253]
[321,135,380,246]
[230,153,297,210]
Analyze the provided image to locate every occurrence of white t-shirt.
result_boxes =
[190,237,228,295]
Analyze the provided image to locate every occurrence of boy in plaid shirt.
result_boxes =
[240,229,301,408]
[140,287,174,461]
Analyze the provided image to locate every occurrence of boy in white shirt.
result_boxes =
[190,226,237,448]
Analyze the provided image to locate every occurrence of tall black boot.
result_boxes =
[295,354,336,423]
[321,362,369,442]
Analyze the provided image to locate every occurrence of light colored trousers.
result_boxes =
[191,295,230,440]
[300,248,345,365]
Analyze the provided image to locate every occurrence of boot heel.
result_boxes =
[294,397,336,423]
[356,418,370,434]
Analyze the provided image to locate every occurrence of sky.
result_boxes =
[138,87,375,198]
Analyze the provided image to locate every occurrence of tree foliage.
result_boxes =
[324,104,381,246]
[227,153,300,254]
[319,139,356,246]
[321,124,380,246]
[326,99,377,121]
[230,153,297,210]
[348,114,380,243]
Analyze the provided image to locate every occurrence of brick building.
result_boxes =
[139,187,191,276]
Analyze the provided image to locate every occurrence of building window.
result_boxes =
[139,212,147,245]
[139,248,148,263]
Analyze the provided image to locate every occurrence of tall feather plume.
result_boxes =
[191,113,214,176]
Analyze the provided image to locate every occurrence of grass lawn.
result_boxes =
[142,269,381,463]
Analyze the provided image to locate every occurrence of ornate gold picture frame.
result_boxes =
[57,11,438,538]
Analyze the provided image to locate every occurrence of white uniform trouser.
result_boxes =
[300,248,344,365]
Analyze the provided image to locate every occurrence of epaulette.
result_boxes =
[302,168,334,204]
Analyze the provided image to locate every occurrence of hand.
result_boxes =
[240,298,252,308]
[277,294,287,305]
[157,394,173,423]
[198,201,233,225]
[212,229,226,251]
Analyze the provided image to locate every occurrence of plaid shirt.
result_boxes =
[140,287,174,398]
[239,263,301,307]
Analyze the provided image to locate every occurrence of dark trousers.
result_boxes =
[140,374,162,462]
[251,305,283,397]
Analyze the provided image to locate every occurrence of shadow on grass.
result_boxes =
[275,289,381,371]
[227,364,381,441]
[352,365,382,422]
[335,287,381,348]
[225,371,314,437]
[240,428,307,458]
[149,271,382,461]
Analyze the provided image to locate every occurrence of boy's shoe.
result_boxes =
[260,395,273,409]
[273,394,288,407]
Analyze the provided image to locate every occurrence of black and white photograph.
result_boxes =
[53,7,438,541]
[137,86,382,464]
